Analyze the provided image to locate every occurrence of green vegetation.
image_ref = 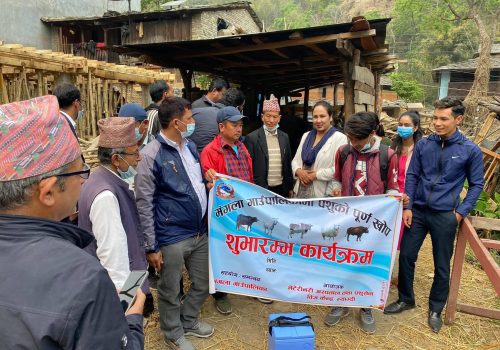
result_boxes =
[142,0,498,106]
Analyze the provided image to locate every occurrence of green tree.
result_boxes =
[389,72,424,102]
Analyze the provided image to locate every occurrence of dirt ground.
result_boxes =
[144,237,500,350]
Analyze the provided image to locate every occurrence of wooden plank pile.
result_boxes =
[0,42,175,144]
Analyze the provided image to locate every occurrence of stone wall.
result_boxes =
[191,8,261,40]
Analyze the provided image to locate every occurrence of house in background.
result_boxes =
[432,42,500,99]
[0,0,139,49]
[41,1,262,63]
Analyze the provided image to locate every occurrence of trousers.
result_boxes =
[398,206,458,313]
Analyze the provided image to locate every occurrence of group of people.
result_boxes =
[0,75,484,349]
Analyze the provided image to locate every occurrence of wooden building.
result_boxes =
[117,16,396,121]
[432,43,500,100]
[41,1,262,63]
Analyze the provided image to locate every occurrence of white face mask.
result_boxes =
[264,123,279,133]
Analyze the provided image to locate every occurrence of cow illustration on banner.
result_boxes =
[208,175,403,309]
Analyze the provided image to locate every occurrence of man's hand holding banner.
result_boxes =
[208,175,403,310]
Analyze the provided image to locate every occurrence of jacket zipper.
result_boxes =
[427,140,445,206]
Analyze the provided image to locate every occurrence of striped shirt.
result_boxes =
[265,129,283,186]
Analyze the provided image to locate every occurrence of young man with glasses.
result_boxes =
[78,117,152,315]
[0,96,145,349]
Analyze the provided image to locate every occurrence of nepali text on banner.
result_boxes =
[208,175,403,310]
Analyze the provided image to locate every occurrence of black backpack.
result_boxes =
[339,143,393,192]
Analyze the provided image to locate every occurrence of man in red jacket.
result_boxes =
[200,106,253,315]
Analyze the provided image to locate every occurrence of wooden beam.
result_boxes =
[470,216,500,232]
[175,29,376,59]
[456,303,500,320]
[464,219,500,295]
[336,38,354,57]
[253,37,289,59]
[306,44,329,56]
[362,48,389,56]
[481,239,500,250]
[366,54,397,64]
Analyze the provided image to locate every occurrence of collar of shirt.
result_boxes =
[60,111,76,129]
[220,137,242,151]
[159,131,188,149]
[263,125,278,136]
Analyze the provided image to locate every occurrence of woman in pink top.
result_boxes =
[390,111,423,249]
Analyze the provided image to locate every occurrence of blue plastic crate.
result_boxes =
[268,312,315,350]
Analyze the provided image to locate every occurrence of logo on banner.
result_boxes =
[216,182,235,199]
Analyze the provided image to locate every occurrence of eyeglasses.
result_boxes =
[119,151,140,158]
[56,163,91,180]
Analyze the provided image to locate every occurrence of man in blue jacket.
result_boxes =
[0,95,145,349]
[136,96,214,350]
[384,97,484,333]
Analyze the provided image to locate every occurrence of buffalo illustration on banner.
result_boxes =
[208,175,403,310]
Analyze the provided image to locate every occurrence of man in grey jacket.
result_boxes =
[0,95,145,350]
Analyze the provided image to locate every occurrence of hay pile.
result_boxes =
[144,238,499,349]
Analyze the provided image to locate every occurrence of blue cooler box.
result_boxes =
[268,313,315,350]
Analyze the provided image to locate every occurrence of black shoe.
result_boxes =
[384,301,416,314]
[143,293,155,318]
[428,311,442,333]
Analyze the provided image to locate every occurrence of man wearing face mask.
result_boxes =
[136,97,213,350]
[119,103,150,148]
[78,117,154,316]
[244,97,293,199]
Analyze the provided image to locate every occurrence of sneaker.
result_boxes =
[184,320,215,338]
[214,296,232,315]
[360,308,376,334]
[256,297,273,304]
[164,335,195,350]
[324,306,349,326]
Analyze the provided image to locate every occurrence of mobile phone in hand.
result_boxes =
[119,270,148,313]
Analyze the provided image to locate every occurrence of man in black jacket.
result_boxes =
[0,95,145,350]
[244,97,294,198]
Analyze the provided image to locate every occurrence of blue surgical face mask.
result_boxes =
[397,126,414,139]
[177,120,195,138]
[117,156,137,180]
[135,127,142,141]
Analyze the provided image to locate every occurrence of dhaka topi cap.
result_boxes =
[0,95,81,181]
[262,98,280,113]
[118,103,147,122]
[98,117,136,148]
[216,106,247,123]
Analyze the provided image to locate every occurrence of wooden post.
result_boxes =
[342,61,354,119]
[374,72,382,114]
[37,72,43,97]
[96,78,102,123]
[179,69,193,100]
[444,221,467,325]
[303,78,310,122]
[103,80,109,118]
[0,69,9,104]
[333,83,338,108]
